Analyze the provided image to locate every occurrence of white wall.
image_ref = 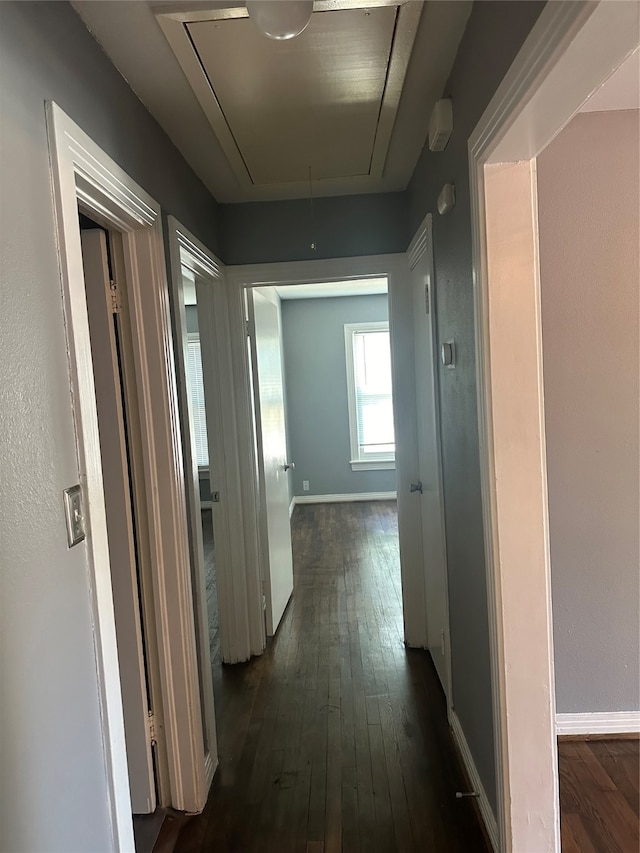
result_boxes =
[537,109,640,713]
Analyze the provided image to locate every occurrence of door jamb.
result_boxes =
[406,213,453,706]
[166,216,228,787]
[225,254,426,650]
[468,3,639,850]
[47,103,208,845]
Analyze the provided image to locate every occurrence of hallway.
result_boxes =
[175,502,488,853]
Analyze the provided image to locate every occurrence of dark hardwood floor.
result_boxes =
[559,738,640,853]
[175,501,488,853]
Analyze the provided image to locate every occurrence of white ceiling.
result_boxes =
[581,48,640,113]
[72,0,472,203]
[183,274,387,304]
[275,277,388,299]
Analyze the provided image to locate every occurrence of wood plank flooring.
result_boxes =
[175,501,488,853]
[559,738,640,853]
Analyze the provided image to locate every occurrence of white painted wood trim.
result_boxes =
[450,711,499,853]
[166,217,223,798]
[289,497,296,518]
[344,320,394,469]
[556,712,640,736]
[46,102,207,844]
[47,101,136,853]
[407,212,453,704]
[225,285,268,660]
[468,4,639,851]
[226,255,424,651]
[121,217,206,815]
[295,491,397,504]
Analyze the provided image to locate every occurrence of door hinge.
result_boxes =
[424,280,430,315]
[109,279,121,314]
[245,317,251,338]
[147,710,157,746]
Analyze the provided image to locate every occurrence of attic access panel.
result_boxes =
[158,2,421,191]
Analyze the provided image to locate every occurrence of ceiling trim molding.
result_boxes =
[156,1,421,192]
[153,0,415,25]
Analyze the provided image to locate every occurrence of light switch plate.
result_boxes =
[64,484,86,547]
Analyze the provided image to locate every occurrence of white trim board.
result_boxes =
[467,3,639,850]
[450,712,499,853]
[556,712,640,736]
[289,497,295,518]
[294,491,397,505]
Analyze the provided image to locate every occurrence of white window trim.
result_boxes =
[344,321,396,472]
[185,332,210,470]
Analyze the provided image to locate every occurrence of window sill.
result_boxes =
[350,459,396,472]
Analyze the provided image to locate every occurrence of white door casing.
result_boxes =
[226,255,424,652]
[48,103,209,845]
[81,229,156,815]
[407,215,452,699]
[468,2,640,850]
[249,287,294,636]
[166,217,224,787]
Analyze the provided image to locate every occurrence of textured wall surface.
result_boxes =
[281,295,396,497]
[221,191,408,265]
[406,0,546,810]
[0,3,222,849]
[538,110,640,714]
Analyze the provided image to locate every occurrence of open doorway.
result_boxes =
[468,4,639,849]
[78,214,162,848]
[48,104,212,849]
[246,277,399,644]
[221,254,449,669]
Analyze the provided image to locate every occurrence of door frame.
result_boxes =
[226,254,428,652]
[406,213,452,705]
[468,2,639,850]
[166,216,231,786]
[247,285,295,637]
[47,103,208,846]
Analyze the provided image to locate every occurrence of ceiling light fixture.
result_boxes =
[246,1,313,40]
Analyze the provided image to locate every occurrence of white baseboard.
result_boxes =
[449,711,498,853]
[294,491,397,505]
[556,711,640,736]
[200,501,214,510]
[289,497,295,518]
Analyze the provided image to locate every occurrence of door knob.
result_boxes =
[410,481,423,494]
[283,462,295,472]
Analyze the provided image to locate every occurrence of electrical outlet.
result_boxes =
[302,480,310,492]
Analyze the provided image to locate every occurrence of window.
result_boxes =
[344,322,395,471]
[185,333,209,468]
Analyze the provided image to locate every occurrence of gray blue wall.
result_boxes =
[406,0,546,812]
[0,3,222,849]
[221,192,408,264]
[281,295,396,498]
[0,1,550,847]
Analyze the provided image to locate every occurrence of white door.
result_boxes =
[408,216,451,697]
[81,229,156,814]
[249,288,294,636]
